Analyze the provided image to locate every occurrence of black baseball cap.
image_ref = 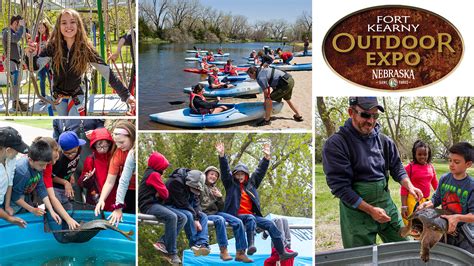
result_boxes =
[0,127,29,153]
[349,97,384,112]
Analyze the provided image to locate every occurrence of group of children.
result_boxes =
[2,9,135,115]
[401,140,474,252]
[139,142,299,264]
[249,47,294,66]
[0,120,136,233]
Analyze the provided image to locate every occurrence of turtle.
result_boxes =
[52,219,134,244]
[399,207,452,262]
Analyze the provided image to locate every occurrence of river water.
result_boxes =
[138,42,300,130]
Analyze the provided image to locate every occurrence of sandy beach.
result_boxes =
[218,56,312,130]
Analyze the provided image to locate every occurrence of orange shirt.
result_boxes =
[109,149,136,190]
[238,187,253,215]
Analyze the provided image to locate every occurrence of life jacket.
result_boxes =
[201,61,209,70]
[189,92,210,114]
[209,73,220,85]
[207,55,215,62]
[217,49,223,55]
[35,34,49,54]
[224,64,238,76]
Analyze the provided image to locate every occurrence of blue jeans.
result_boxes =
[53,187,73,210]
[55,95,84,116]
[209,212,248,251]
[146,204,187,255]
[239,214,285,253]
[38,67,51,97]
[10,70,19,100]
[169,207,209,247]
[283,56,293,65]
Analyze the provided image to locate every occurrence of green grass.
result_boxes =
[315,161,474,251]
[10,119,51,129]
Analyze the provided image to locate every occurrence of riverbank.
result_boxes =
[217,56,312,130]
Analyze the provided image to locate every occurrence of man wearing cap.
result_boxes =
[0,127,29,227]
[52,131,86,210]
[322,97,423,248]
[165,168,211,256]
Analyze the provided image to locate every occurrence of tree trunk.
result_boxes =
[317,97,336,137]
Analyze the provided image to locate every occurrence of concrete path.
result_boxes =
[0,120,53,145]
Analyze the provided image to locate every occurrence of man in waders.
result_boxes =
[322,97,423,248]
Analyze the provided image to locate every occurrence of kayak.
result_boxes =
[185,57,201,61]
[184,67,249,74]
[222,75,250,82]
[271,63,312,71]
[294,51,312,57]
[190,81,261,97]
[186,50,208,53]
[198,75,250,84]
[207,61,227,65]
[149,102,283,128]
[213,53,230,57]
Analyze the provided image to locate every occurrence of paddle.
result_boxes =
[169,101,185,105]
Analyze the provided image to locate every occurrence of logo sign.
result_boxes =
[323,6,463,90]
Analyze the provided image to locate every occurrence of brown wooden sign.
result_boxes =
[323,5,463,90]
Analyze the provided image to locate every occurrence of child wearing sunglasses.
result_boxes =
[78,128,116,210]
[322,97,423,248]
[53,131,86,210]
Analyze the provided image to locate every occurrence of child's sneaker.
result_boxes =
[153,242,168,254]
[199,245,211,256]
[169,254,182,265]
[191,245,202,256]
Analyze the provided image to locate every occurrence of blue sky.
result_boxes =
[199,0,312,23]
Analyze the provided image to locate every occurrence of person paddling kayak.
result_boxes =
[189,84,228,115]
[208,67,234,89]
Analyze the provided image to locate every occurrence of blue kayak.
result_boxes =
[185,81,261,97]
[186,50,208,53]
[149,102,284,128]
[217,72,248,76]
[185,57,201,61]
[223,75,250,81]
[199,75,250,83]
[207,61,227,65]
[271,63,312,71]
[214,53,230,57]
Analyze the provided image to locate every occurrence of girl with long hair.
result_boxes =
[26,9,135,116]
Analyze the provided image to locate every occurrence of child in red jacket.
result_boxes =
[138,152,186,265]
[78,128,115,210]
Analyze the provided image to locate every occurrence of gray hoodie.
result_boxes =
[200,166,224,215]
[2,26,25,71]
